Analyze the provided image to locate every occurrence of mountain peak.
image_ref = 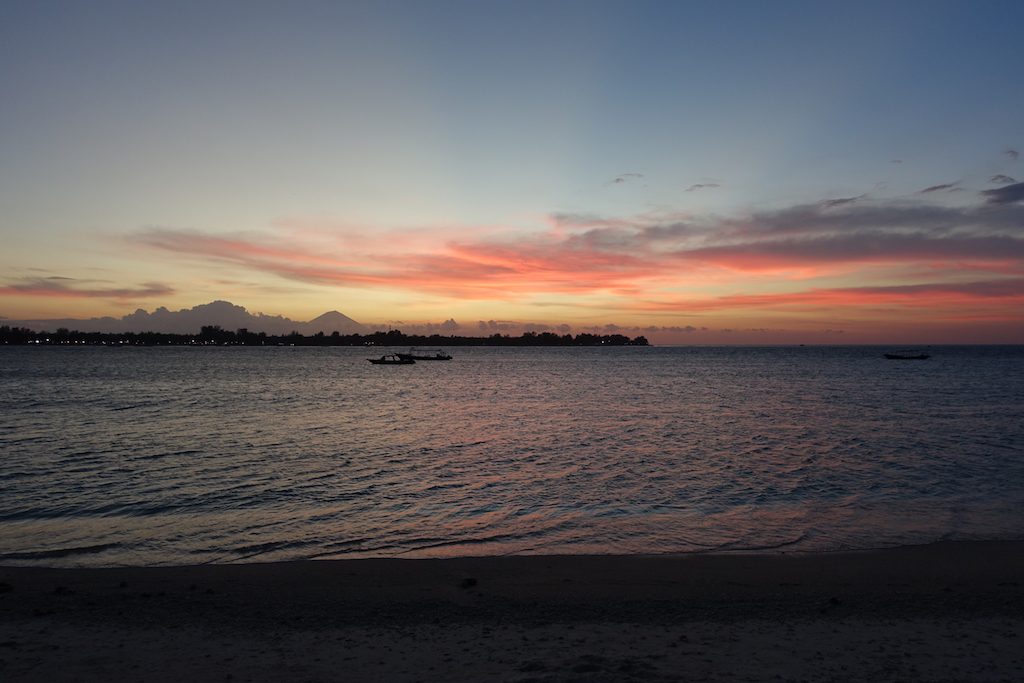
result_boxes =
[309,310,357,323]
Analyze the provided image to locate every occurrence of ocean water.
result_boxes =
[1,345,1023,567]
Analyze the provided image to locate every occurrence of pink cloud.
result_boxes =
[627,279,1024,313]
[126,193,1024,308]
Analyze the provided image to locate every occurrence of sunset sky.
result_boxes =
[2,0,1023,343]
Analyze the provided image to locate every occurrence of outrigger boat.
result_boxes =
[368,354,415,365]
[396,348,452,361]
[883,350,930,360]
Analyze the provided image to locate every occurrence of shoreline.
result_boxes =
[3,540,1024,680]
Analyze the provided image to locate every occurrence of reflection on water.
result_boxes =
[1,345,1023,566]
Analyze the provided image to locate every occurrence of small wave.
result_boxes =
[110,401,166,411]
[221,539,321,561]
[0,499,197,521]
[300,536,387,558]
[711,533,809,553]
[228,541,292,555]
[133,449,203,461]
[0,542,122,561]
[394,528,557,555]
[0,469,34,482]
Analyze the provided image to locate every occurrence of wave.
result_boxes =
[0,542,122,561]
[708,533,810,553]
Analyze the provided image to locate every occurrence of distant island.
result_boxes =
[0,301,368,336]
[0,325,649,347]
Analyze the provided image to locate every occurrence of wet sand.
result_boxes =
[2,541,1023,681]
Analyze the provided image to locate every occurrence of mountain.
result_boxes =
[303,310,363,335]
[2,301,368,335]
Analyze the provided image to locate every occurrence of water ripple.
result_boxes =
[1,345,1023,566]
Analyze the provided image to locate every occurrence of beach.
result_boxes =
[2,540,1023,681]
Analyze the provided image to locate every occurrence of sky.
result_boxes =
[2,0,1023,343]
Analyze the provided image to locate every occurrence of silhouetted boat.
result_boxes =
[884,350,930,360]
[368,354,415,365]
[396,348,452,361]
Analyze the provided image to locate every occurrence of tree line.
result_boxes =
[0,325,649,347]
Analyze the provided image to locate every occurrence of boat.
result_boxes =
[396,347,452,361]
[367,354,415,365]
[883,350,930,360]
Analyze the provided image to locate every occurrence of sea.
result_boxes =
[1,345,1023,567]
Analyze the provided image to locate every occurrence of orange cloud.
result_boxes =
[125,191,1024,317]
[132,221,1024,300]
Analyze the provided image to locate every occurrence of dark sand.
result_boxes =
[2,541,1023,681]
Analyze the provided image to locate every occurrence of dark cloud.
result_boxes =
[990,174,1017,185]
[680,232,1024,269]
[611,173,643,184]
[1005,148,1020,160]
[0,277,174,299]
[821,195,865,208]
[685,183,721,192]
[891,159,903,164]
[548,198,1024,276]
[919,182,958,194]
[546,198,1024,278]
[981,182,1024,205]
[642,325,703,333]
[845,278,1024,298]
[718,201,1024,239]
[381,318,466,335]
[478,320,517,332]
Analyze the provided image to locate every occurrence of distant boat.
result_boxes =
[884,350,930,360]
[396,348,452,361]
[368,354,415,365]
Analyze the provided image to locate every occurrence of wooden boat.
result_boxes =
[883,350,930,360]
[396,348,452,361]
[368,354,415,365]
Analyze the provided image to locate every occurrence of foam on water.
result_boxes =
[1,345,1023,566]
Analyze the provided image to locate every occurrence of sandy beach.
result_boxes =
[2,541,1023,681]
